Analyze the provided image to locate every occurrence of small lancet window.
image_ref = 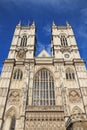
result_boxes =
[20,35,27,47]
[13,69,23,80]
[66,68,75,80]
[10,116,16,130]
[60,35,68,46]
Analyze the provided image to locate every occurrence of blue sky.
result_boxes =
[0,0,87,73]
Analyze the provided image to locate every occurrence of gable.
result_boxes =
[37,49,51,57]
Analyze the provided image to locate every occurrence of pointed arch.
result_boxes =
[72,106,83,115]
[66,68,75,80]
[60,35,68,46]
[32,68,55,106]
[3,107,17,130]
[35,66,55,77]
[20,35,27,47]
[13,69,23,80]
[5,106,17,118]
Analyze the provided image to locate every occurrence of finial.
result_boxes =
[32,21,35,26]
[17,20,21,26]
[66,21,70,26]
[52,21,55,26]
[28,20,30,26]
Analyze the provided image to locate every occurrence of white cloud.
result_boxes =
[78,26,87,38]
[77,8,87,39]
[46,44,51,55]
[26,0,78,5]
[36,41,51,55]
[36,42,44,55]
[43,24,51,36]
[37,42,44,49]
[29,0,80,12]
[80,8,87,24]
[0,0,81,12]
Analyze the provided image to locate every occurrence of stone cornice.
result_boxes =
[4,57,85,66]
[25,59,35,64]
[64,61,74,65]
[26,105,64,112]
[73,58,85,64]
[4,59,15,64]
[16,25,35,30]
[52,26,72,30]
[53,58,64,64]
[35,57,53,65]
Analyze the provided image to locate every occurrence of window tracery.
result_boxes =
[20,35,27,47]
[13,69,23,80]
[32,69,55,106]
[66,68,75,80]
[60,35,68,46]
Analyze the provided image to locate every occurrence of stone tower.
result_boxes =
[0,21,87,130]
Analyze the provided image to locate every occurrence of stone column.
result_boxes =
[3,116,11,130]
[28,68,34,105]
[0,119,3,130]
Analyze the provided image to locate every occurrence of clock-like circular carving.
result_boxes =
[17,49,26,59]
[64,54,69,58]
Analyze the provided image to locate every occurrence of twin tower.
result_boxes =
[0,21,87,130]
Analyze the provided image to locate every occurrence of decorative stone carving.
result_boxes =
[25,121,64,130]
[8,90,20,105]
[72,106,83,115]
[60,46,72,53]
[6,106,17,118]
[69,89,81,103]
[16,49,26,59]
[25,121,65,130]
[25,111,65,130]
[16,47,28,59]
[64,53,70,58]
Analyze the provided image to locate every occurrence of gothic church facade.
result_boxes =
[0,22,87,130]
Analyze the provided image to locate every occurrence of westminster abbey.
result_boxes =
[0,22,87,130]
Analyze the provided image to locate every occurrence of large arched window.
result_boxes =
[13,69,23,80]
[32,69,55,106]
[66,68,75,80]
[10,116,16,130]
[20,35,27,47]
[60,35,68,46]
